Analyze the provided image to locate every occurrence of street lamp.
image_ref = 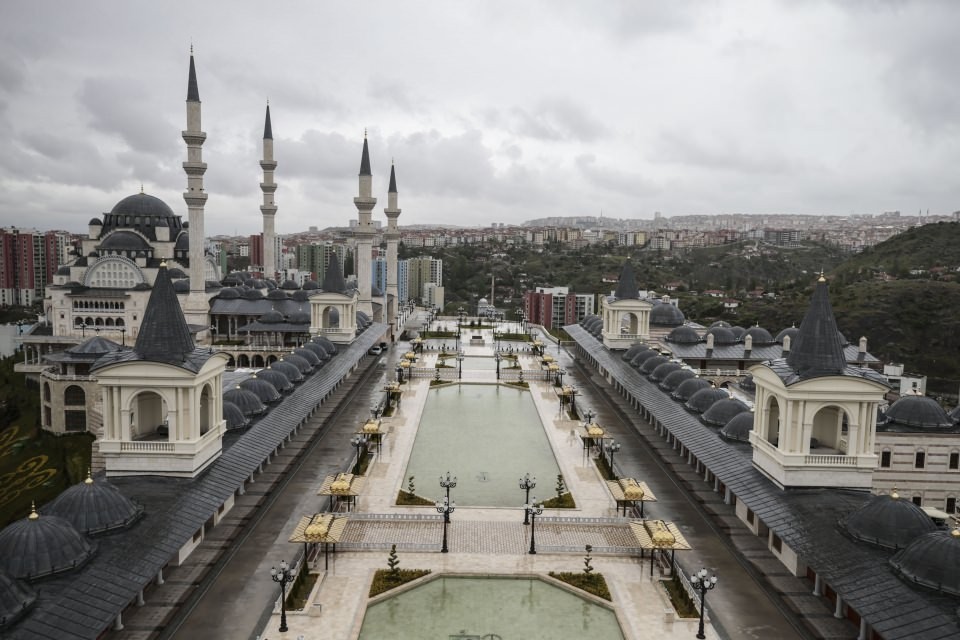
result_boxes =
[456,351,465,379]
[606,441,621,479]
[557,368,566,386]
[583,408,596,426]
[436,496,455,552]
[350,435,366,475]
[525,499,544,554]
[119,325,126,347]
[439,471,457,523]
[690,568,719,639]
[495,352,502,380]
[519,473,536,524]
[270,560,295,633]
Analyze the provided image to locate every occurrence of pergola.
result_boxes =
[606,478,657,517]
[357,418,386,457]
[318,472,366,512]
[630,519,691,576]
[289,512,349,570]
[578,421,608,456]
[556,384,579,416]
[383,380,402,412]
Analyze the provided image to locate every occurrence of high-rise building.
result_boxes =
[295,242,345,283]
[0,227,70,306]
[404,256,442,304]
[523,286,594,330]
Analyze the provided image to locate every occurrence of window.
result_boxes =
[771,532,782,553]
[747,508,755,525]
[880,450,891,468]
[915,450,926,469]
[912,495,922,506]
[64,410,87,432]
[950,452,959,470]
[947,497,956,514]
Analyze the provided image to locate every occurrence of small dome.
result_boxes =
[251,279,268,290]
[639,355,669,375]
[223,387,266,416]
[729,326,746,340]
[217,287,241,300]
[312,336,338,355]
[266,289,288,301]
[288,310,310,325]
[292,290,311,302]
[667,326,700,344]
[720,410,754,442]
[242,288,263,300]
[205,280,222,290]
[302,280,319,290]
[240,377,281,403]
[255,368,293,393]
[685,387,730,414]
[45,474,142,535]
[702,398,750,427]
[280,279,300,290]
[890,529,960,596]
[109,192,176,219]
[282,353,313,374]
[650,302,685,327]
[223,401,249,430]
[293,348,322,366]
[744,326,775,346]
[621,343,651,361]
[776,326,799,344]
[672,377,711,402]
[650,362,682,382]
[88,218,102,226]
[174,232,189,251]
[709,320,732,328]
[66,336,122,356]
[57,265,71,276]
[0,506,94,580]
[881,395,954,430]
[0,571,36,629]
[660,368,695,392]
[270,360,304,383]
[167,267,187,279]
[706,326,736,345]
[259,310,285,324]
[300,343,326,360]
[371,284,383,297]
[222,273,243,286]
[843,492,937,550]
[581,314,600,328]
[630,350,660,368]
[173,279,190,292]
[99,230,151,252]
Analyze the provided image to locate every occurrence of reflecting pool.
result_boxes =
[404,384,561,507]
[358,576,625,640]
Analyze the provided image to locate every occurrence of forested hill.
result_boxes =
[832,221,960,284]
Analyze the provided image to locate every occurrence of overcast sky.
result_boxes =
[1,1,958,236]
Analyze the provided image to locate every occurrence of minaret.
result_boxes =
[384,161,401,333]
[181,49,209,327]
[260,102,278,282]
[353,132,377,317]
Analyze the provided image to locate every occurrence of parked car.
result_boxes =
[368,346,383,356]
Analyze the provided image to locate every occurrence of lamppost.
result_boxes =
[606,441,621,479]
[350,435,366,475]
[456,306,466,350]
[519,473,536,524]
[439,471,457,523]
[583,408,596,426]
[495,352,502,380]
[556,368,566,387]
[396,364,404,384]
[80,322,87,337]
[525,499,544,554]
[691,568,719,639]
[456,351,465,379]
[119,326,126,346]
[270,560,295,633]
[436,496,455,552]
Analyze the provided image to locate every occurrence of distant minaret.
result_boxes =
[384,161,401,331]
[182,48,209,326]
[260,102,278,281]
[353,132,377,317]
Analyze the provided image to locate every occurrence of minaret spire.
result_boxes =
[182,48,209,328]
[260,102,278,282]
[384,161,402,335]
[353,132,377,317]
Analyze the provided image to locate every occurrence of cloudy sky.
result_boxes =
[1,1,958,235]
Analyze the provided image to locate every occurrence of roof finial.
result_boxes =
[29,501,39,520]
[891,487,899,500]
[160,258,168,268]
[818,268,826,283]
[85,468,93,484]
[364,127,367,139]
[140,183,144,194]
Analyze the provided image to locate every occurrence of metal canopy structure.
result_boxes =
[606,478,657,517]
[318,473,366,512]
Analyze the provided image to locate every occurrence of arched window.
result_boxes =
[43,383,51,402]
[64,385,86,406]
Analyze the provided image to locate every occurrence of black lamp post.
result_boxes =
[350,435,366,475]
[525,500,544,554]
[495,352,502,380]
[80,322,87,337]
[436,496,455,552]
[691,568,719,639]
[456,351,465,379]
[583,408,596,425]
[270,559,295,633]
[396,365,404,384]
[439,471,457,523]
[606,441,621,479]
[519,473,536,524]
[556,368,566,386]
[119,326,126,346]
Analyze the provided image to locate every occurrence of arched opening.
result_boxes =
[74,317,83,327]
[131,391,168,441]
[266,355,278,365]
[322,306,340,329]
[766,396,781,447]
[43,382,51,402]
[226,356,236,368]
[64,385,85,406]
[620,312,640,336]
[116,317,125,327]
[252,355,265,367]
[199,384,212,436]
[810,405,848,452]
[238,354,250,368]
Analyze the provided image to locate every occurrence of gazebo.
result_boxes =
[289,513,349,570]
[318,473,366,512]
[630,519,691,576]
[579,421,608,456]
[606,478,657,517]
[357,418,386,457]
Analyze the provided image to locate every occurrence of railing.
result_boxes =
[501,369,553,381]
[120,440,175,452]
[804,454,856,466]
[40,369,95,382]
[692,369,748,377]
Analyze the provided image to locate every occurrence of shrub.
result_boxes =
[548,571,611,601]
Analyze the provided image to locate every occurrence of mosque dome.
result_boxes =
[685,387,730,414]
[242,288,263,300]
[217,287,241,300]
[283,353,313,374]
[890,528,960,596]
[280,279,300,290]
[300,342,327,362]
[98,230,151,252]
[173,279,190,292]
[259,310,285,324]
[639,355,669,375]
[650,303,685,327]
[57,265,72,276]
[266,289,288,301]
[650,361,682,382]
[256,368,293,393]
[775,326,799,344]
[880,395,955,431]
[174,232,190,252]
[291,290,311,302]
[0,571,36,630]
[706,326,736,346]
[223,386,266,416]
[222,273,243,286]
[701,398,750,427]
[660,369,695,392]
[293,348,322,367]
[672,377,711,402]
[223,401,249,430]
[630,349,660,368]
[667,326,701,344]
[288,310,311,325]
[270,360,304,383]
[251,279,268,290]
[167,267,187,279]
[240,377,281,403]
[45,474,142,535]
[720,410,754,442]
[744,326,775,346]
[738,374,756,392]
[88,218,102,226]
[312,336,338,356]
[709,320,732,328]
[729,326,746,340]
[302,280,319,290]
[622,344,650,361]
[842,491,937,550]
[0,506,94,580]
[109,192,176,219]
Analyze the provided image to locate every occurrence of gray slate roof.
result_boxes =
[613,260,639,300]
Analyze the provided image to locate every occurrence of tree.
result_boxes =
[387,544,400,576]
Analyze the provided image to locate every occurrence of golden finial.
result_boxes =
[818,268,826,283]
[160,258,167,268]
[29,501,39,520]
[85,468,93,485]
[951,526,960,538]
[890,487,899,500]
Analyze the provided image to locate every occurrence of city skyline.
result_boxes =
[1,1,959,235]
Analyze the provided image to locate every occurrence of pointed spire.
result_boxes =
[187,52,200,102]
[28,501,38,520]
[263,103,273,140]
[359,134,372,176]
[785,276,846,379]
[322,255,347,294]
[613,260,639,300]
[134,263,196,365]
[388,161,398,194]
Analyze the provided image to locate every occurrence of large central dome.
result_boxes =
[100,192,183,241]
[110,193,176,219]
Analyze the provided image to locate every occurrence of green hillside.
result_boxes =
[833,221,960,283]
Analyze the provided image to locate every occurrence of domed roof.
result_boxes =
[251,279,268,290]
[293,348,321,366]
[280,279,300,290]
[744,326,775,346]
[45,474,142,535]
[269,360,303,383]
[223,387,266,416]
[0,505,94,580]
[775,326,799,344]
[738,374,756,392]
[88,218,102,225]
[630,349,660,368]
[66,336,122,356]
[218,287,241,299]
[890,528,960,596]
[282,353,312,374]
[300,342,327,361]
[240,377,281,403]
[660,368,695,392]
[255,368,293,393]
[667,326,700,344]
[0,571,36,630]
[223,401,249,430]
[706,326,736,345]
[110,192,176,219]
[173,279,190,292]
[99,230,151,252]
[242,288,263,300]
[729,326,746,340]
[950,405,960,422]
[266,289,288,301]
[292,289,311,302]
[167,267,186,279]
[639,355,669,375]
[174,232,190,251]
[650,302,685,327]
[56,265,71,276]
[720,410,754,442]
[672,377,711,402]
[709,320,732,328]
[259,310,285,324]
[702,398,750,427]
[312,336,338,355]
[581,314,601,328]
[650,361,682,382]
[881,395,955,431]
[843,492,937,550]
[685,387,730,414]
[288,310,310,325]
[302,280,319,290]
[621,344,651,361]
[222,273,243,286]
[371,285,383,297]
